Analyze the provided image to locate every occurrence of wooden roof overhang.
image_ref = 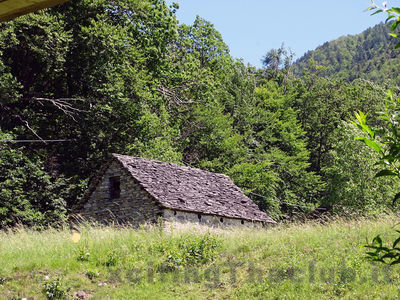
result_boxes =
[0,0,68,22]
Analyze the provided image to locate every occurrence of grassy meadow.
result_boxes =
[1,216,400,299]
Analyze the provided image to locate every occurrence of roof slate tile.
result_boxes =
[112,154,275,223]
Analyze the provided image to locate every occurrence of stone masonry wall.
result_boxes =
[81,161,266,228]
[81,162,162,225]
[163,209,264,228]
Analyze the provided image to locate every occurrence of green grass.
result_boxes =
[1,217,400,299]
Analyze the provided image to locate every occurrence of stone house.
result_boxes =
[78,154,275,227]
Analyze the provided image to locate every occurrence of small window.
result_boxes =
[109,176,120,199]
[198,213,202,221]
[241,220,244,225]
[173,211,177,216]
[220,218,223,223]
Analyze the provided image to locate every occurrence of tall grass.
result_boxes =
[0,216,399,299]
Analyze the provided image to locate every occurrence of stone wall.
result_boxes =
[81,161,266,228]
[163,209,264,228]
[81,161,162,225]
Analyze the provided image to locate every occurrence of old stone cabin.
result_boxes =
[78,154,275,227]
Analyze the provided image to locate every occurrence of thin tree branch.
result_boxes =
[157,86,202,106]
[14,114,46,143]
[30,97,87,121]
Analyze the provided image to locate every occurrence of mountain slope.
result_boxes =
[293,22,400,84]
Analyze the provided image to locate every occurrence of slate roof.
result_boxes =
[111,154,275,223]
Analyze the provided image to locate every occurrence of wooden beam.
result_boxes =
[0,0,69,22]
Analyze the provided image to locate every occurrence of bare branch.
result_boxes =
[157,85,202,106]
[30,97,87,121]
[0,139,69,143]
[14,114,46,143]
[33,97,84,102]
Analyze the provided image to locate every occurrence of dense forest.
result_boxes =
[0,0,397,227]
[293,22,400,84]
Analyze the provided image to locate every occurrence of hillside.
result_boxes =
[293,22,400,84]
[1,218,399,299]
[0,0,397,230]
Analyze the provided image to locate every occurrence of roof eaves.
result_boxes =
[0,0,69,23]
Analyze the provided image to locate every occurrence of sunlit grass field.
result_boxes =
[1,216,400,299]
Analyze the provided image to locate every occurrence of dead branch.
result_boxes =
[14,114,46,143]
[181,121,205,140]
[33,97,84,102]
[157,86,202,106]
[30,97,87,121]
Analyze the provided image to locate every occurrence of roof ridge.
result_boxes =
[111,153,231,179]
[108,153,274,223]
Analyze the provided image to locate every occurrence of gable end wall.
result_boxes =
[81,161,162,225]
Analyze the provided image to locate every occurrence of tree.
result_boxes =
[353,2,400,264]
[289,72,386,175]
[0,131,75,228]
[323,122,395,215]
[0,0,181,211]
[291,22,400,84]
[354,91,400,264]
[261,44,294,88]
[225,80,323,218]
[3,0,376,224]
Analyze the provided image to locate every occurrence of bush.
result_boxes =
[85,268,100,280]
[323,122,395,214]
[178,233,220,264]
[76,247,90,262]
[0,144,66,228]
[103,250,119,267]
[0,131,85,228]
[158,233,221,271]
[43,278,68,300]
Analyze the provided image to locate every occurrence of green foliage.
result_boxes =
[222,79,323,217]
[1,221,400,298]
[354,90,400,262]
[0,0,182,215]
[76,247,90,262]
[353,90,400,188]
[290,74,386,174]
[324,122,395,214]
[188,103,245,172]
[43,277,68,300]
[351,3,400,263]
[103,250,120,267]
[158,233,220,271]
[1,0,397,225]
[0,132,74,228]
[178,233,220,264]
[261,44,295,86]
[368,1,400,48]
[126,106,182,163]
[292,22,400,84]
[364,233,400,265]
[85,268,100,280]
[228,161,279,214]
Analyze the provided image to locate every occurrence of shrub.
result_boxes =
[0,132,79,228]
[85,268,100,280]
[76,247,90,262]
[158,233,221,271]
[323,123,395,214]
[103,250,119,267]
[43,278,68,300]
[178,233,220,264]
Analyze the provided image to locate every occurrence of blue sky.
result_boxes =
[167,0,385,67]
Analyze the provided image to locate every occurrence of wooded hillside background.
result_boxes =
[0,0,397,227]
